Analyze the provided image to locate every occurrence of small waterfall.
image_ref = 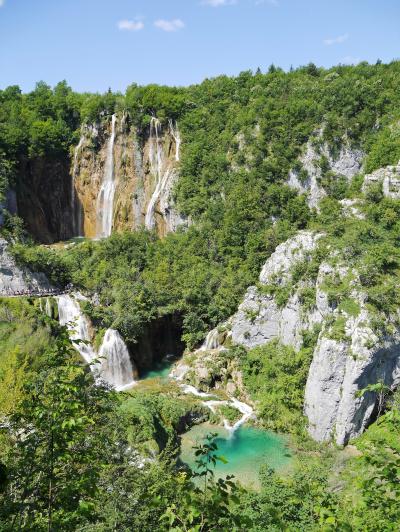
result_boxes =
[200,328,221,351]
[224,398,254,433]
[96,114,117,238]
[57,293,96,364]
[98,329,136,391]
[179,381,253,435]
[71,134,85,236]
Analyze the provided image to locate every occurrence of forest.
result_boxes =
[0,61,400,530]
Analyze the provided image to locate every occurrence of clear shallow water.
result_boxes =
[180,422,292,489]
[140,357,175,381]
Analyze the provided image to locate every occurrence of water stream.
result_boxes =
[71,134,85,236]
[96,114,117,238]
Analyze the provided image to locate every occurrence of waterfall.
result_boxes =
[57,293,96,364]
[179,380,253,435]
[200,328,221,351]
[145,117,163,230]
[145,117,181,231]
[98,329,136,391]
[57,293,136,391]
[169,119,181,162]
[71,134,85,236]
[96,114,117,238]
[149,117,163,180]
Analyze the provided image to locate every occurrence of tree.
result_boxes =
[162,433,251,531]
[0,324,119,531]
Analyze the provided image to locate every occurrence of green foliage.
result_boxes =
[0,325,120,530]
[162,433,251,531]
[339,297,361,317]
[242,340,314,433]
[364,123,400,173]
[0,298,55,415]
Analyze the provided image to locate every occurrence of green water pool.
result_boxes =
[180,422,292,489]
[140,358,175,380]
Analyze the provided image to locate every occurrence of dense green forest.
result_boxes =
[1,61,400,530]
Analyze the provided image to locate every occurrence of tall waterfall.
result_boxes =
[71,134,85,236]
[57,293,136,390]
[145,117,181,230]
[98,329,136,391]
[169,119,181,162]
[57,293,96,364]
[96,114,117,238]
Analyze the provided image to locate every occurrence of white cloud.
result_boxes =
[323,33,349,46]
[117,19,144,31]
[154,19,185,32]
[202,0,237,6]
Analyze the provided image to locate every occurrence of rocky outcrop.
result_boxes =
[72,114,185,239]
[362,160,400,199]
[231,231,322,350]
[189,230,400,445]
[288,137,363,208]
[0,238,52,295]
[304,306,400,445]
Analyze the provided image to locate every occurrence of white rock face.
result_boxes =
[259,231,321,285]
[231,232,322,350]
[305,310,400,445]
[362,161,400,199]
[0,238,52,295]
[288,138,363,208]
[198,229,400,445]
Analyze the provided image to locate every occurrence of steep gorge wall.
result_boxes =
[13,113,185,243]
[72,114,185,239]
[16,155,74,243]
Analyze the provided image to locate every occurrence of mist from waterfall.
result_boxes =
[57,293,136,391]
[145,117,180,230]
[96,114,117,238]
[98,329,136,391]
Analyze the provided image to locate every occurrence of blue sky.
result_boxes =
[1,0,399,93]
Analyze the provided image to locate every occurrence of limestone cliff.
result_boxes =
[362,160,400,199]
[16,155,74,243]
[185,229,400,445]
[288,135,363,209]
[0,238,53,295]
[72,114,185,239]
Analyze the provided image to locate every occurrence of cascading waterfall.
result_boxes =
[57,292,136,391]
[200,328,222,351]
[57,293,96,364]
[98,329,136,391]
[145,117,181,230]
[179,381,254,435]
[96,114,117,238]
[71,134,85,236]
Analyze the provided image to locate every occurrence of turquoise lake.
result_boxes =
[140,357,175,381]
[180,422,292,489]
